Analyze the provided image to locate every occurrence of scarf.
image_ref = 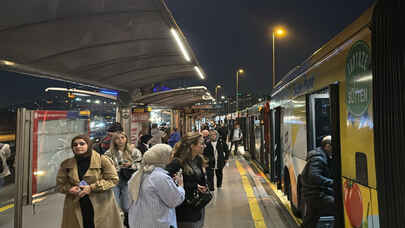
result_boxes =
[128,144,172,203]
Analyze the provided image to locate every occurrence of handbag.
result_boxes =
[186,188,213,210]
[119,167,136,181]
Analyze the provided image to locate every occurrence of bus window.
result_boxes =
[307,90,331,151]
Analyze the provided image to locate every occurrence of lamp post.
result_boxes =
[236,68,244,112]
[272,27,286,88]
[215,85,222,102]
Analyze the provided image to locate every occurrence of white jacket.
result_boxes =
[0,144,11,178]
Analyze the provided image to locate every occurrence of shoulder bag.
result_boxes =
[187,189,213,210]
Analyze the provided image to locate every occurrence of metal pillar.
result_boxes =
[372,1,405,227]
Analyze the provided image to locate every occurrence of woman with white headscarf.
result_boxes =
[128,144,185,228]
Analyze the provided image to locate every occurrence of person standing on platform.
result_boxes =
[93,122,123,155]
[128,144,185,228]
[137,134,152,155]
[203,130,229,191]
[56,135,123,228]
[166,132,208,228]
[149,123,164,146]
[0,143,11,188]
[215,122,227,142]
[105,132,142,228]
[201,129,210,145]
[229,123,243,157]
[301,136,336,228]
[168,128,181,148]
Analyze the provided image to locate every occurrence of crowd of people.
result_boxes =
[56,121,235,228]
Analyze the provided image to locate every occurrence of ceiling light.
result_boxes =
[171,28,191,62]
[194,66,205,79]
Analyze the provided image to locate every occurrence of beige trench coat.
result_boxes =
[56,151,123,228]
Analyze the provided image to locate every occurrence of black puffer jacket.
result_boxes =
[301,147,334,201]
[166,156,206,222]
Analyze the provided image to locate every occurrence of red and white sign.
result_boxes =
[131,112,149,145]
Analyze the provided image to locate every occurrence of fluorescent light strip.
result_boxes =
[194,66,205,79]
[171,29,191,62]
[45,87,117,100]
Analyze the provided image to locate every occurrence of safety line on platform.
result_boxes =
[0,203,14,213]
[235,160,267,228]
[251,161,302,226]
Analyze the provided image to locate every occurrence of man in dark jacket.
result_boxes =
[301,136,336,228]
[93,122,123,154]
[203,130,230,191]
[215,122,228,142]
[229,123,243,157]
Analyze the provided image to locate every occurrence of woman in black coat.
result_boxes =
[203,130,229,191]
[166,132,207,228]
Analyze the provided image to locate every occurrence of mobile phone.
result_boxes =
[79,180,89,187]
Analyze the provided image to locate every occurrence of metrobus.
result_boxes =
[245,6,380,228]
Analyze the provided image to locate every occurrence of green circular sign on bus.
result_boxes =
[346,40,372,117]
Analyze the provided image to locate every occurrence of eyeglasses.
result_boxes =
[72,142,86,147]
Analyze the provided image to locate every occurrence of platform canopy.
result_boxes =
[132,86,214,108]
[0,0,206,92]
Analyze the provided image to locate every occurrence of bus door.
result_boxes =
[305,85,343,227]
[249,117,256,160]
[263,109,270,174]
[272,107,282,188]
[329,84,344,228]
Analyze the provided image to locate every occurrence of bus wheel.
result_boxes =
[291,177,303,218]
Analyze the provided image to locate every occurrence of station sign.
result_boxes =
[191,104,213,109]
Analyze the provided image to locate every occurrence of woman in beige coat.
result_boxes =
[56,135,123,228]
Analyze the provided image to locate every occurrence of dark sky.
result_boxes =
[166,0,375,97]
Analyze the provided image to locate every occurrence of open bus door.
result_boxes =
[272,107,282,188]
[249,116,256,160]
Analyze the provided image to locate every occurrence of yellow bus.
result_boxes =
[263,6,379,228]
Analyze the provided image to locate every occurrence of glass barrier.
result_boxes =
[0,70,118,227]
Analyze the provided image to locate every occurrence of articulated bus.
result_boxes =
[244,6,383,228]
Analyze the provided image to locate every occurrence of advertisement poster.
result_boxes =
[32,110,89,194]
[131,112,149,145]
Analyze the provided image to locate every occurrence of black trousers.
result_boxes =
[80,196,95,228]
[230,140,240,156]
[302,197,336,228]
[206,168,223,191]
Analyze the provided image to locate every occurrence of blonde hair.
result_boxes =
[110,132,132,153]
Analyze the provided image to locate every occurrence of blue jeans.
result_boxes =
[113,177,129,212]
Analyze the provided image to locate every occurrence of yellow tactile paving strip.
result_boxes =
[235,160,267,228]
[251,161,302,226]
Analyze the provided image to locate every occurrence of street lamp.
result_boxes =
[272,27,286,88]
[236,68,244,112]
[215,85,222,102]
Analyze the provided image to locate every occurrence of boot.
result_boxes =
[124,212,129,228]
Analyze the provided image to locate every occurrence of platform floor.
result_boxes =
[0,154,298,228]
[205,158,298,228]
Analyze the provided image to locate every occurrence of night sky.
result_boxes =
[1,1,375,107]
[166,0,375,97]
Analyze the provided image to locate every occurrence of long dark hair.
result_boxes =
[71,135,93,156]
[173,132,204,174]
